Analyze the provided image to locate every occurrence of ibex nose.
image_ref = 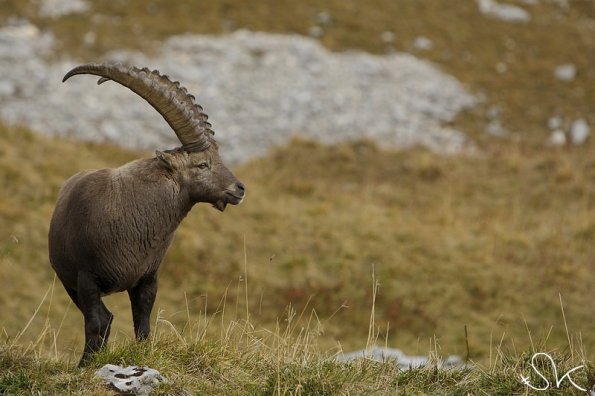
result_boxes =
[236,182,246,197]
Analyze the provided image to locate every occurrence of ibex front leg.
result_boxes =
[128,273,158,341]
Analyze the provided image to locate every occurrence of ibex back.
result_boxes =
[48,63,245,367]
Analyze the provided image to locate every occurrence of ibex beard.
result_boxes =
[48,63,245,367]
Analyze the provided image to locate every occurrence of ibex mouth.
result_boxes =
[214,200,228,212]
[213,193,243,212]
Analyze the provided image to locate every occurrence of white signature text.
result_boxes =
[520,352,586,392]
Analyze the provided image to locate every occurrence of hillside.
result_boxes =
[2,122,595,359]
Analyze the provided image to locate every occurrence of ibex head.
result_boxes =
[63,63,245,211]
[154,146,245,211]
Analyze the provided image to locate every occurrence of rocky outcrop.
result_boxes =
[0,20,476,164]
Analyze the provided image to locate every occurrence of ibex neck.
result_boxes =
[115,159,193,241]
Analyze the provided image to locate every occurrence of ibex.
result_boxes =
[48,63,245,366]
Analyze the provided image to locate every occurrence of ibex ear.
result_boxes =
[155,150,177,171]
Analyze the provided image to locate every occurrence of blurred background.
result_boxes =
[0,0,594,363]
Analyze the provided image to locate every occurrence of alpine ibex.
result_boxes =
[48,63,245,366]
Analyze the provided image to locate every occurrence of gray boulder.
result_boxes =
[0,22,476,164]
[95,364,167,395]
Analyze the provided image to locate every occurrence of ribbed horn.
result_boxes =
[63,63,213,152]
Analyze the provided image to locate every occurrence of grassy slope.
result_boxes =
[1,122,595,361]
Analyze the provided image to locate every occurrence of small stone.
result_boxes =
[83,31,96,46]
[307,26,324,38]
[546,130,566,147]
[551,0,569,9]
[95,364,167,396]
[2,20,40,40]
[495,62,508,74]
[336,347,464,371]
[315,11,332,27]
[380,31,396,43]
[569,118,590,145]
[38,0,90,18]
[412,36,433,51]
[548,115,563,130]
[476,0,531,23]
[554,64,576,82]
[486,120,508,137]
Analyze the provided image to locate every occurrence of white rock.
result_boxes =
[1,20,40,40]
[547,115,563,130]
[0,19,54,63]
[495,62,508,74]
[546,130,566,147]
[315,11,332,27]
[39,0,90,18]
[336,347,463,370]
[95,364,166,396]
[569,118,590,145]
[0,27,477,164]
[83,31,96,46]
[307,26,324,38]
[486,120,508,137]
[476,0,531,23]
[413,36,433,51]
[551,0,569,9]
[554,64,576,82]
[381,31,396,43]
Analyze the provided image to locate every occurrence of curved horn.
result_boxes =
[63,63,213,152]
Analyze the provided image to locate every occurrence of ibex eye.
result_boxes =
[197,162,209,169]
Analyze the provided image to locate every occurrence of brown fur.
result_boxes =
[49,145,244,366]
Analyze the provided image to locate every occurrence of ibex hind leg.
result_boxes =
[75,271,113,367]
[64,285,114,366]
[128,272,157,341]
